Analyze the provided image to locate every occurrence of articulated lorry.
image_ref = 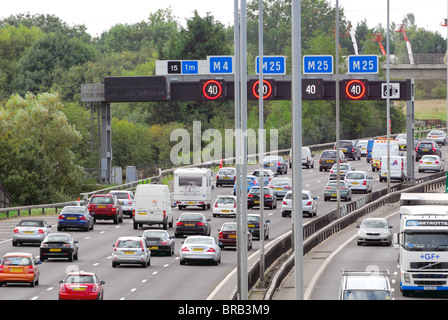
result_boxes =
[395,193,448,296]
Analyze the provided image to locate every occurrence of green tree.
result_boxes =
[0,93,85,205]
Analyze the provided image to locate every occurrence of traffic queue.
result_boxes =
[0,131,442,299]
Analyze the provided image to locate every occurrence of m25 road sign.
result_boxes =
[255,56,286,75]
[347,55,379,74]
[303,55,333,74]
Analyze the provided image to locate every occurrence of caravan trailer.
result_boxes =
[174,168,213,210]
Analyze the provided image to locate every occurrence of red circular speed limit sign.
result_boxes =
[251,79,274,100]
[344,79,367,100]
[201,79,224,100]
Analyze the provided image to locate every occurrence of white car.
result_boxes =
[426,129,447,146]
[281,190,317,218]
[109,190,134,217]
[112,236,151,268]
[418,155,445,172]
[355,140,368,156]
[252,169,275,186]
[356,218,393,246]
[179,236,222,265]
[329,163,354,180]
[212,195,236,217]
[345,171,373,194]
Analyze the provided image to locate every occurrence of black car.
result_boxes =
[40,233,78,262]
[174,213,211,238]
[143,229,175,256]
[247,214,270,240]
[415,140,442,161]
[335,140,361,160]
[247,186,277,209]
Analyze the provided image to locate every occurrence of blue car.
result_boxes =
[234,176,259,195]
[57,206,94,231]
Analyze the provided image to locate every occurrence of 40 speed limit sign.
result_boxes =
[200,79,225,100]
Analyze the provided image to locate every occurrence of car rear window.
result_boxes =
[346,172,365,179]
[222,224,237,231]
[90,196,114,204]
[418,143,433,149]
[117,240,142,248]
[339,141,353,147]
[18,220,44,227]
[61,207,86,214]
[321,151,337,158]
[216,197,235,204]
[65,275,96,284]
[219,169,235,175]
[3,256,31,265]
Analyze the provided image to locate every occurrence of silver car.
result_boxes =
[356,218,393,246]
[109,190,134,217]
[268,177,292,198]
[426,129,447,146]
[345,171,373,194]
[329,163,354,180]
[281,190,317,218]
[12,219,52,246]
[112,236,151,268]
[418,155,445,172]
[179,236,222,265]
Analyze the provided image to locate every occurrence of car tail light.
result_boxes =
[58,215,64,220]
[207,248,216,252]
[283,201,287,205]
[28,265,34,274]
[181,247,190,252]
[92,284,99,293]
[264,194,271,198]
[277,162,281,166]
[319,159,321,164]
[196,222,205,226]
[13,228,19,233]
[247,194,253,198]
[306,201,312,206]
[216,174,219,179]
[419,160,423,163]
[435,161,440,164]
[160,241,168,245]
[214,203,218,207]
[0,265,4,273]
[38,229,45,233]
[79,216,86,220]
[59,284,66,292]
[111,206,117,213]
[284,186,291,189]
[163,210,166,218]
[218,231,223,239]
[363,180,367,185]
[176,222,184,226]
[351,148,354,152]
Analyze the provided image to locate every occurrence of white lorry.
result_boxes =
[394,193,448,296]
[173,168,213,210]
[371,138,399,172]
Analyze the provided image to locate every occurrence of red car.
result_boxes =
[218,222,252,250]
[87,194,123,224]
[59,272,105,300]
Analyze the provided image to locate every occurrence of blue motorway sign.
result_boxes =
[182,60,199,74]
[347,55,379,74]
[208,56,233,74]
[256,56,286,75]
[303,55,333,74]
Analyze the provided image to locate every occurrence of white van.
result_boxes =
[173,168,213,210]
[289,147,314,169]
[133,184,174,230]
[371,139,399,172]
[379,155,407,182]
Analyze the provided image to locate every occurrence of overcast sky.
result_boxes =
[1,0,447,37]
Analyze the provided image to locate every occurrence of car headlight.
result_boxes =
[358,229,366,237]
[403,273,411,283]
